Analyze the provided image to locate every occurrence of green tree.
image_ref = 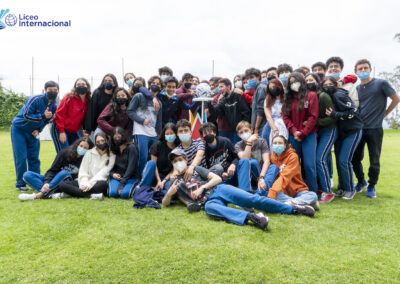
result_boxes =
[0,82,27,127]
[379,66,400,129]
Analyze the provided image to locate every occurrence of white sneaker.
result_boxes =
[18,193,36,201]
[330,178,334,188]
[90,193,104,200]
[50,193,62,199]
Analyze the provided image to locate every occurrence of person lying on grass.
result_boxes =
[259,135,319,210]
[19,137,93,201]
[162,148,315,231]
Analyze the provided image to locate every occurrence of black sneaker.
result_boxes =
[187,202,202,213]
[292,205,315,217]
[334,188,345,197]
[248,212,269,230]
[16,186,28,192]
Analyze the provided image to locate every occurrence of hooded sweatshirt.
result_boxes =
[267,146,309,200]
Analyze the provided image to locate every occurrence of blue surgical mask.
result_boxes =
[248,78,257,88]
[165,134,176,143]
[279,73,289,84]
[178,133,191,143]
[77,146,87,156]
[327,73,341,79]
[260,78,268,85]
[244,83,251,90]
[126,78,134,87]
[161,75,168,82]
[272,145,285,155]
[357,72,370,81]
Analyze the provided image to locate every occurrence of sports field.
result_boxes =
[0,129,399,283]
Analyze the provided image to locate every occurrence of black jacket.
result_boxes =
[84,88,113,133]
[44,148,83,184]
[110,144,139,188]
[209,91,251,127]
[331,88,363,139]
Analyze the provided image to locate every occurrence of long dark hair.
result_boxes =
[68,77,91,103]
[95,131,110,165]
[109,88,131,123]
[266,78,284,108]
[158,122,180,145]
[97,73,118,91]
[65,137,94,163]
[283,72,307,115]
[110,127,130,155]
[305,73,322,90]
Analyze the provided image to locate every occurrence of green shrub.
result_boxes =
[0,83,27,127]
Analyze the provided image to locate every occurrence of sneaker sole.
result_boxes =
[355,185,367,193]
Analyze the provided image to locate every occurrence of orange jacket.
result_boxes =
[267,146,309,200]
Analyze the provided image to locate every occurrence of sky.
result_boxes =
[1,0,400,97]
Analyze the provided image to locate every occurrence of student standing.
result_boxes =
[352,59,399,198]
[51,78,90,153]
[11,81,58,191]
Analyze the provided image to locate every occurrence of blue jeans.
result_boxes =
[11,124,40,187]
[227,158,263,192]
[275,191,318,205]
[261,123,271,147]
[51,123,80,153]
[316,128,338,192]
[109,178,138,199]
[134,135,157,178]
[23,170,71,192]
[289,133,317,192]
[108,160,158,198]
[255,164,280,196]
[335,130,362,192]
[204,184,293,225]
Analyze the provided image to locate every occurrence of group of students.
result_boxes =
[11,57,399,231]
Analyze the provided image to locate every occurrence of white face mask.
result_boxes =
[240,132,251,141]
[166,92,176,98]
[290,82,301,92]
[234,81,243,88]
[173,161,187,172]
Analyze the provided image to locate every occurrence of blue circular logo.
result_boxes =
[5,14,17,26]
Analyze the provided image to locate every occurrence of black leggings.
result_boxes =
[57,180,108,198]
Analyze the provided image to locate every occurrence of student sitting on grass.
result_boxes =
[145,123,181,196]
[162,149,316,231]
[234,121,271,192]
[108,127,139,199]
[174,119,206,181]
[18,137,93,201]
[263,135,319,210]
[55,132,115,200]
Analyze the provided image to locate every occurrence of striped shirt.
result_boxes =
[175,139,206,167]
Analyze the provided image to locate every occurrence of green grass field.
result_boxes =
[0,129,399,283]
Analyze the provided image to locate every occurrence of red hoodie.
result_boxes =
[242,89,254,105]
[53,94,89,133]
[282,91,318,140]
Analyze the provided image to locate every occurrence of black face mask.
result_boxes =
[76,86,87,95]
[306,83,317,91]
[269,88,280,97]
[204,134,215,144]
[96,142,109,151]
[317,73,325,81]
[184,82,192,90]
[116,98,128,105]
[132,84,141,94]
[267,75,276,81]
[150,85,161,93]
[113,138,123,147]
[47,91,58,100]
[104,82,114,90]
[323,86,336,95]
